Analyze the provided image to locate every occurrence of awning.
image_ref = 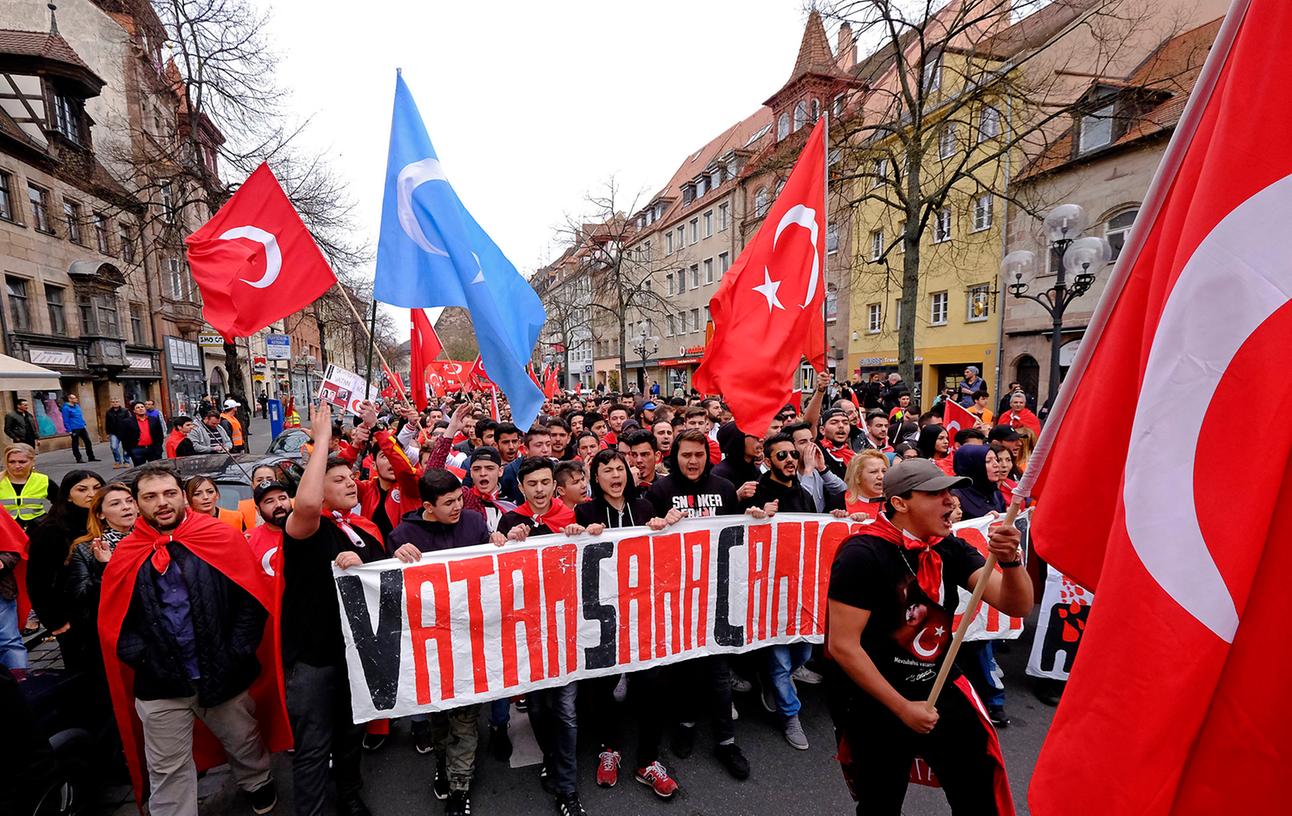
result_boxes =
[0,353,64,390]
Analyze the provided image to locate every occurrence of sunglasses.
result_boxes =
[774,450,801,462]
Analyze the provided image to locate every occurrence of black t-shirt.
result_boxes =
[496,511,555,537]
[281,516,383,668]
[372,486,393,538]
[645,472,739,518]
[574,496,656,529]
[828,532,985,698]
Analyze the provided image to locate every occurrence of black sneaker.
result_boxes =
[248,781,277,815]
[446,789,472,816]
[337,794,371,816]
[539,764,557,796]
[433,759,450,800]
[714,742,750,780]
[361,732,387,752]
[412,721,433,755]
[489,724,513,762]
[988,704,1011,728]
[671,724,695,759]
[555,792,587,816]
[515,696,528,712]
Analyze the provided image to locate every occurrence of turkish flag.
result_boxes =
[186,163,337,338]
[409,309,441,410]
[694,119,826,435]
[427,360,467,393]
[543,364,560,398]
[1024,4,1292,813]
[466,354,495,390]
[942,399,976,441]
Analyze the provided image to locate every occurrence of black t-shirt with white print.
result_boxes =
[645,472,740,519]
[828,532,985,698]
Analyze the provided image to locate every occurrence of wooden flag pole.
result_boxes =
[334,285,413,407]
[925,497,1023,709]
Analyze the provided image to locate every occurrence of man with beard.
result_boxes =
[651,419,674,463]
[787,422,847,513]
[818,409,857,480]
[713,423,762,510]
[276,405,385,816]
[623,429,662,495]
[825,459,1031,815]
[99,466,283,816]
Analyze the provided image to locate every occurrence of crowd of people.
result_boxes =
[0,371,1041,816]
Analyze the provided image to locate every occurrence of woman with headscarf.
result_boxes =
[23,469,103,673]
[916,424,954,475]
[950,445,1011,727]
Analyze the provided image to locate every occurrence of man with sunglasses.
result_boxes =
[751,433,814,513]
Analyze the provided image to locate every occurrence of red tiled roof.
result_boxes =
[787,10,845,85]
[0,29,96,73]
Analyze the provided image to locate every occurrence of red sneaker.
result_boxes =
[635,761,679,798]
[596,749,621,787]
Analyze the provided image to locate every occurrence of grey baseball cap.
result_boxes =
[882,458,970,499]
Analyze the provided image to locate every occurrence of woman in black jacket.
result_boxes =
[66,483,138,643]
[24,469,103,673]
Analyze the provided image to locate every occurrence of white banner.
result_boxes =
[1026,563,1093,680]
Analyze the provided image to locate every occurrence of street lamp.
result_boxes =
[632,331,657,394]
[1003,204,1111,405]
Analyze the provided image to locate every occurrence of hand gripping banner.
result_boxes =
[333,512,1026,721]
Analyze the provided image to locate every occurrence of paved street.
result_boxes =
[86,628,1053,816]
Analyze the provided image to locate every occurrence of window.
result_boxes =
[718,202,729,231]
[1079,104,1114,153]
[703,210,713,237]
[922,52,942,92]
[666,273,674,295]
[973,194,994,231]
[827,221,840,254]
[676,226,685,250]
[45,285,65,335]
[811,98,820,121]
[867,303,882,333]
[119,222,136,263]
[826,283,838,322]
[695,176,707,198]
[897,221,906,253]
[978,106,1001,142]
[935,208,952,242]
[689,218,698,243]
[777,113,790,140]
[0,171,13,221]
[63,199,83,244]
[870,229,883,261]
[676,270,686,294]
[6,277,30,332]
[168,257,185,299]
[1106,208,1138,260]
[966,284,991,322]
[939,123,957,159]
[689,264,699,289]
[27,184,51,233]
[894,299,903,330]
[78,294,94,334]
[690,308,700,333]
[931,291,949,326]
[754,188,770,217]
[93,212,111,253]
[793,100,808,131]
[130,303,146,344]
[160,181,174,222]
[53,93,84,143]
[704,258,714,284]
[871,158,887,189]
[97,295,120,336]
[833,93,845,117]
[666,231,673,255]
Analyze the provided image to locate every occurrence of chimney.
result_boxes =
[837,22,856,71]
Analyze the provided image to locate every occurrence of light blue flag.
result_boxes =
[374,71,546,429]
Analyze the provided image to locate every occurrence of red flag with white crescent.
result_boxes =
[1023,4,1292,812]
[942,399,976,441]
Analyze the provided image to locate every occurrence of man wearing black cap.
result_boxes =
[987,424,1022,458]
[824,458,1032,815]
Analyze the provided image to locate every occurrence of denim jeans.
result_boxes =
[109,434,125,465]
[962,642,1005,708]
[0,596,26,670]
[528,683,578,795]
[767,642,812,719]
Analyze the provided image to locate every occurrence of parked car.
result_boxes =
[116,454,304,513]
[265,428,310,461]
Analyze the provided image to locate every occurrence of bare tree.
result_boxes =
[823,0,1188,385]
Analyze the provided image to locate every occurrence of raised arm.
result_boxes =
[285,404,332,540]
[803,372,830,434]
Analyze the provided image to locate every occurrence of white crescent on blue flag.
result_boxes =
[374,71,546,429]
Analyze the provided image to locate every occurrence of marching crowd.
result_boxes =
[1,368,1037,816]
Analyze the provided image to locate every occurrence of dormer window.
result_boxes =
[793,101,809,131]
[922,51,942,93]
[1078,103,1115,154]
[777,113,790,141]
[52,92,85,145]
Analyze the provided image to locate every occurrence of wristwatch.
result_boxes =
[1000,548,1023,569]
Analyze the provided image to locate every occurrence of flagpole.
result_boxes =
[822,110,831,394]
[364,300,378,395]
[334,284,413,407]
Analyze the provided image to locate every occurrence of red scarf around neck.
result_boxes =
[514,498,575,531]
[322,508,385,553]
[866,512,945,605]
[820,438,856,465]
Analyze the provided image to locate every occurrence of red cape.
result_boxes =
[0,510,30,627]
[514,499,576,531]
[98,512,292,807]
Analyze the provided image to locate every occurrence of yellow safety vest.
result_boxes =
[222,412,245,447]
[0,472,51,522]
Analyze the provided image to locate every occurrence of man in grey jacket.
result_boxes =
[188,410,233,454]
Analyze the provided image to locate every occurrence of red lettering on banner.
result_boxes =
[771,521,802,638]
[405,562,454,704]
[541,543,578,675]
[682,530,711,649]
[651,533,684,658]
[497,550,544,687]
[449,555,496,694]
[617,535,655,664]
[746,523,773,642]
[799,520,821,636]
[817,522,854,628]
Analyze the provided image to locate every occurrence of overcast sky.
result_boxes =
[263,0,818,279]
